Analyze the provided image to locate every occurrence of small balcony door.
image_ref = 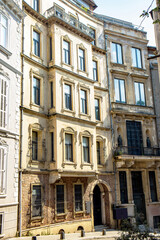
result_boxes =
[126,121,143,155]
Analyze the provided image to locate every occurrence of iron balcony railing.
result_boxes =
[46,6,94,39]
[115,146,160,157]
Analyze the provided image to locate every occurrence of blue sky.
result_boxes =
[94,0,156,46]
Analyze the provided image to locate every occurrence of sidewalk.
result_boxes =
[8,230,121,240]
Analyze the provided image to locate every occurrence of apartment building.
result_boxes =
[98,15,160,229]
[0,0,24,237]
[20,0,115,235]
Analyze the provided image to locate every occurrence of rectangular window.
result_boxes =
[63,40,70,65]
[111,43,123,64]
[134,82,145,106]
[33,77,40,105]
[50,37,52,61]
[90,28,96,45]
[0,78,7,128]
[149,171,158,202]
[0,148,6,194]
[56,185,65,214]
[114,79,126,103]
[0,14,8,48]
[51,132,54,161]
[80,90,87,114]
[50,82,53,108]
[33,30,40,57]
[95,98,100,121]
[32,131,38,160]
[83,137,90,163]
[32,185,42,217]
[33,0,39,12]
[93,61,98,81]
[153,216,160,228]
[79,48,85,71]
[64,84,72,110]
[96,141,101,165]
[132,47,142,68]
[119,171,128,204]
[74,185,83,212]
[0,214,3,234]
[65,133,73,162]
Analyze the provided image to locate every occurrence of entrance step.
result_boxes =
[94,225,109,232]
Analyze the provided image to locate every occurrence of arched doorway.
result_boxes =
[93,185,102,226]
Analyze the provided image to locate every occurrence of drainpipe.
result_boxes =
[104,34,117,206]
[19,6,25,237]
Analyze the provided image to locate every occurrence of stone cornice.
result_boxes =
[1,0,25,19]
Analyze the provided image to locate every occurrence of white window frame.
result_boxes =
[0,75,8,129]
[0,145,7,196]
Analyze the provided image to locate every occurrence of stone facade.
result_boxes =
[0,0,24,238]
[21,0,115,236]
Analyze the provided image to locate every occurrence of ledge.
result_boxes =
[0,45,12,57]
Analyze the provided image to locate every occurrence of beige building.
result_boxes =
[20,0,115,236]
[97,15,160,229]
[0,0,24,238]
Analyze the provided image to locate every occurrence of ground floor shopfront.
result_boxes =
[21,172,115,236]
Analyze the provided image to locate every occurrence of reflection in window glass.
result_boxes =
[132,48,142,68]
[111,43,123,64]
[134,82,145,106]
[114,79,126,103]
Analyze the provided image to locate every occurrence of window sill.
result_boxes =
[31,160,45,164]
[62,161,77,168]
[98,164,105,168]
[62,62,74,69]
[0,234,5,238]
[0,194,7,198]
[62,108,76,115]
[0,45,12,57]
[30,52,43,63]
[96,119,102,123]
[30,103,44,110]
[131,66,146,72]
[55,213,67,217]
[148,201,160,205]
[77,69,89,76]
[80,113,91,119]
[74,210,84,214]
[31,216,43,222]
[111,62,126,68]
[81,163,93,169]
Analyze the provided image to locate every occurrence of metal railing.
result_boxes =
[115,146,160,156]
[46,6,94,39]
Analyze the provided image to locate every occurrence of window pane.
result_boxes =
[32,185,41,217]
[93,61,98,81]
[117,44,123,64]
[83,137,89,163]
[33,77,40,105]
[51,132,54,161]
[132,48,137,67]
[111,43,117,63]
[65,134,73,161]
[64,84,71,110]
[134,82,140,104]
[140,83,145,105]
[149,171,158,202]
[75,185,83,211]
[114,79,120,102]
[120,80,125,102]
[96,141,101,164]
[80,90,87,114]
[119,171,128,204]
[56,185,64,214]
[137,49,142,68]
[32,131,38,160]
[95,98,100,120]
[79,49,85,71]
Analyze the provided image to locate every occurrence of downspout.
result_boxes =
[104,34,117,206]
[19,5,24,237]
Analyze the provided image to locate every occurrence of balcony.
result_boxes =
[46,6,94,41]
[115,146,160,157]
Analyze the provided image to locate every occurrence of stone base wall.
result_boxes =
[22,173,115,235]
